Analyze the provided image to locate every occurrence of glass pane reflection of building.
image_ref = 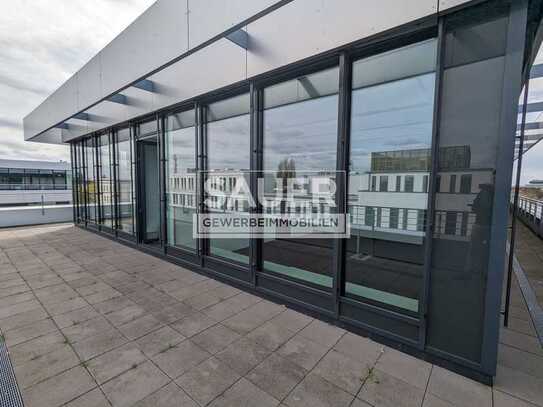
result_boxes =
[262,67,339,289]
[206,93,251,264]
[85,137,97,223]
[99,133,114,229]
[116,128,135,234]
[346,40,437,313]
[166,110,197,250]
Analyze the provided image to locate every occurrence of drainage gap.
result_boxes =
[0,336,24,407]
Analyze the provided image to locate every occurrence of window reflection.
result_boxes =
[85,137,97,223]
[346,40,437,312]
[206,93,251,264]
[426,10,510,361]
[99,133,114,229]
[116,128,135,234]
[262,67,339,288]
[166,110,197,250]
[75,142,85,222]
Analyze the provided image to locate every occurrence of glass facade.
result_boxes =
[116,128,135,235]
[427,10,511,363]
[166,109,197,250]
[262,67,339,289]
[68,0,526,379]
[345,40,437,313]
[85,137,98,223]
[99,133,114,229]
[205,93,251,265]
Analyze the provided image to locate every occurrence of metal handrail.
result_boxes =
[0,184,71,191]
[512,194,543,237]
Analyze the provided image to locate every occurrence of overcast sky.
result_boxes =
[0,0,155,163]
[1,0,542,186]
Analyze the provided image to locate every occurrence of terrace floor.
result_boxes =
[0,223,541,407]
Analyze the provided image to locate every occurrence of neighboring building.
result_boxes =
[526,179,543,188]
[0,159,71,207]
[22,0,543,383]
[0,159,73,227]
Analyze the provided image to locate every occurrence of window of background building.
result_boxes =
[449,174,457,193]
[379,175,388,192]
[460,174,472,194]
[166,109,197,251]
[396,175,401,192]
[262,66,339,289]
[346,39,437,313]
[405,175,414,192]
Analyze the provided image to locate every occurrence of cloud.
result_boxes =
[0,0,156,162]
[0,117,22,129]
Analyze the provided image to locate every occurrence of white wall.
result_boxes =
[0,190,72,206]
[0,205,73,228]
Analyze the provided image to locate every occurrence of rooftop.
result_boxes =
[0,159,70,171]
[0,223,541,407]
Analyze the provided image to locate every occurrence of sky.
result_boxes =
[0,0,156,163]
[518,51,543,185]
[0,0,542,186]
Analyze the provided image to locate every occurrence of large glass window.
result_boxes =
[116,128,135,234]
[262,67,339,289]
[345,39,437,313]
[166,110,196,250]
[53,171,67,190]
[99,133,114,229]
[76,142,85,222]
[85,137,98,223]
[206,93,251,264]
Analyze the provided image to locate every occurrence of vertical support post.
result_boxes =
[420,19,445,349]
[505,76,530,327]
[111,130,118,233]
[249,82,259,287]
[194,103,202,262]
[95,135,102,227]
[158,114,167,252]
[70,143,77,224]
[197,103,208,267]
[256,87,264,280]
[334,52,352,318]
[132,124,141,243]
[81,140,88,225]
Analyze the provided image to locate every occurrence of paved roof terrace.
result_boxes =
[0,223,541,407]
